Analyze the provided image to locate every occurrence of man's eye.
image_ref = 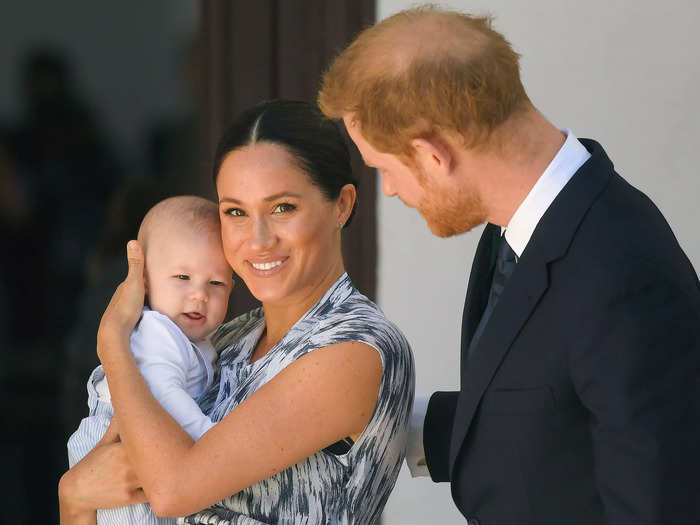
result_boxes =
[225,208,245,216]
[176,274,190,280]
[273,203,296,213]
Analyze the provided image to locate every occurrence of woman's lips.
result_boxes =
[247,257,288,276]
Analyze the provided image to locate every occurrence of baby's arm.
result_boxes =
[130,312,215,440]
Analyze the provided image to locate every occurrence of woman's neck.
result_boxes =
[255,262,346,358]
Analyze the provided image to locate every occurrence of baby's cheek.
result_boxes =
[212,296,230,324]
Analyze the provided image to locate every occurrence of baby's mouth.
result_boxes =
[184,312,205,321]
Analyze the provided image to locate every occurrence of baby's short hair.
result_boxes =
[137,195,220,251]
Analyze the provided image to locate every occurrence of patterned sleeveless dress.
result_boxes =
[179,273,414,525]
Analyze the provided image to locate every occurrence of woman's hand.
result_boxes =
[59,428,147,524]
[97,241,145,358]
[99,415,120,445]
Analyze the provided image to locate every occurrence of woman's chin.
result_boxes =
[247,282,288,305]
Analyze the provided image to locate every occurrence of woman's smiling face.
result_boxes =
[216,141,345,305]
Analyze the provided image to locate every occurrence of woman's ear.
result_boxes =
[410,136,454,180]
[336,183,357,226]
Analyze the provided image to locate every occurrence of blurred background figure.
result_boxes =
[0,3,375,523]
[0,46,123,525]
[61,179,168,435]
[147,38,203,196]
[6,48,122,342]
[0,5,201,521]
[0,141,29,522]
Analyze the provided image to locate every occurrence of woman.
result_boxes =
[59,100,415,524]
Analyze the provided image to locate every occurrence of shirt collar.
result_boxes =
[503,129,591,258]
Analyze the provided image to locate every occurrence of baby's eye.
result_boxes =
[209,280,224,286]
[224,208,245,217]
[273,202,296,213]
[175,274,190,280]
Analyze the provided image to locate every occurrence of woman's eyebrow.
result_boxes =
[263,192,303,201]
[219,197,242,204]
[219,192,303,205]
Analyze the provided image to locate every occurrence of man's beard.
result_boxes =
[417,173,486,238]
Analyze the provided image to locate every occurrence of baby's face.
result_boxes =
[144,227,233,342]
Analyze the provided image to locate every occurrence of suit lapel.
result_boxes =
[449,250,550,473]
[448,139,616,476]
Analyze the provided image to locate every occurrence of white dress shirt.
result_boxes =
[406,130,591,477]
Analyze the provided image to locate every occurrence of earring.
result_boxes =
[339,222,344,232]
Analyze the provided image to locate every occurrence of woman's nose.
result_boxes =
[249,218,276,251]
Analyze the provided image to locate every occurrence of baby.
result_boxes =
[67,195,234,525]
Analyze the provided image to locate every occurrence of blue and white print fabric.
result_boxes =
[181,273,415,525]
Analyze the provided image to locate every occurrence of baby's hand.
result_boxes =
[97,241,146,353]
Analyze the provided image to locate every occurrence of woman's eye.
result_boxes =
[176,274,190,280]
[273,202,296,213]
[224,208,245,217]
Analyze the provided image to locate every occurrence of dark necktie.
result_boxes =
[466,234,518,360]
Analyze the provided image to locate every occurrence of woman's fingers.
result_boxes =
[126,240,144,286]
[99,417,121,446]
[60,442,146,511]
[97,241,145,347]
[122,240,145,306]
[101,442,144,504]
[130,488,148,505]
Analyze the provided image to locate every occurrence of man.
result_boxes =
[319,6,700,525]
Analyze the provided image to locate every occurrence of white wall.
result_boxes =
[376,2,700,523]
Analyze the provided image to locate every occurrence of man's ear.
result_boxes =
[410,136,454,179]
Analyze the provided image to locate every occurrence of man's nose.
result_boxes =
[381,174,397,197]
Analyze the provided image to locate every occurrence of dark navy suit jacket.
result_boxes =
[424,140,700,525]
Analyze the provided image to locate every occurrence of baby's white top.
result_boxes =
[95,307,217,440]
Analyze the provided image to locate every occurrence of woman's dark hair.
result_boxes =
[213,99,359,226]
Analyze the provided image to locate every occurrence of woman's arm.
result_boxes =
[98,242,383,518]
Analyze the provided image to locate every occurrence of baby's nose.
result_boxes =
[189,285,208,302]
